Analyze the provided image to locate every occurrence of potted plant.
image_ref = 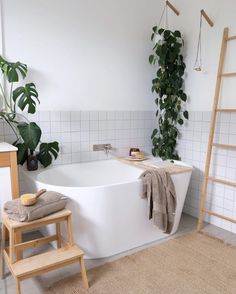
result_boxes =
[149,28,188,160]
[0,56,59,168]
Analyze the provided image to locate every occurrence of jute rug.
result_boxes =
[45,233,236,294]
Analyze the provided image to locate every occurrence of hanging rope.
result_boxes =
[155,1,170,39]
[194,13,203,71]
[157,3,167,30]
[165,3,169,29]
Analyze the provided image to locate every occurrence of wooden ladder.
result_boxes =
[197,27,236,231]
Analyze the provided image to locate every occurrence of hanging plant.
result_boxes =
[0,56,59,167]
[149,27,188,160]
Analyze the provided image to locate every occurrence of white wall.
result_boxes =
[3,1,236,111]
[2,0,163,111]
[168,0,236,111]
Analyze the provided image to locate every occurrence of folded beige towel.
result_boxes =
[140,168,176,234]
[4,191,67,222]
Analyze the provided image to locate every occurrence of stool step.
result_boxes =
[11,245,84,280]
[3,209,71,230]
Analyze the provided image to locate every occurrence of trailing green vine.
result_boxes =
[149,28,188,160]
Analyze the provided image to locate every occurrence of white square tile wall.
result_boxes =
[177,111,236,233]
[2,110,236,233]
[0,110,155,165]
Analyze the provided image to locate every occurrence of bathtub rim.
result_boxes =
[20,158,193,190]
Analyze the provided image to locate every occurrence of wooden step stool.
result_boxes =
[1,209,89,294]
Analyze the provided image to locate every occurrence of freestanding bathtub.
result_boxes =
[21,158,192,259]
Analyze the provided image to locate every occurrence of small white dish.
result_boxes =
[124,156,148,162]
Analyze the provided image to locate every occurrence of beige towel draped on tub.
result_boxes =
[140,168,176,234]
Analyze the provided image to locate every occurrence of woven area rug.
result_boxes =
[45,233,236,294]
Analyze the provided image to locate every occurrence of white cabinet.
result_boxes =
[0,143,19,220]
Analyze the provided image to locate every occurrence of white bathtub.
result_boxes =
[21,158,192,259]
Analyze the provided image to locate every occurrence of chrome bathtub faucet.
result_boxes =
[93,144,112,155]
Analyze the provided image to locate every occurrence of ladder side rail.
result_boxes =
[197,27,229,231]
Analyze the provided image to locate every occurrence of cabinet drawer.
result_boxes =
[0,152,11,167]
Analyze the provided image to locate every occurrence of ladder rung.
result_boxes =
[227,35,236,41]
[221,72,236,77]
[208,176,236,187]
[203,209,236,224]
[213,143,236,150]
[216,108,236,112]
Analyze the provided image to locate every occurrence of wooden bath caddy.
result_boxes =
[1,209,89,294]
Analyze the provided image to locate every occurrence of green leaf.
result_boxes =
[15,142,28,165]
[38,142,59,168]
[152,148,156,156]
[173,31,181,38]
[149,55,155,64]
[178,118,184,125]
[152,26,157,33]
[183,110,189,119]
[158,28,164,35]
[151,129,158,139]
[180,93,187,101]
[164,30,171,39]
[152,137,158,145]
[13,83,39,114]
[0,56,27,82]
[17,122,41,151]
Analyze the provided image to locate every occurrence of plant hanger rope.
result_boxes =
[194,9,214,71]
[165,3,169,29]
[194,13,203,71]
[157,1,179,31]
[156,3,167,31]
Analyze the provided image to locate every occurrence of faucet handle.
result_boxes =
[104,144,112,156]
[104,144,112,150]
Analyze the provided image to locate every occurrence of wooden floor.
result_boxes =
[1,214,236,294]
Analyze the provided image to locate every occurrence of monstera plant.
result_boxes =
[0,56,59,167]
[149,28,188,160]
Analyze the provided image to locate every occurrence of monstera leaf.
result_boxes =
[38,142,59,168]
[13,83,39,114]
[15,142,28,165]
[0,56,27,82]
[17,122,41,151]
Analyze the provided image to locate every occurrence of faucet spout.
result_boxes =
[103,144,112,155]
